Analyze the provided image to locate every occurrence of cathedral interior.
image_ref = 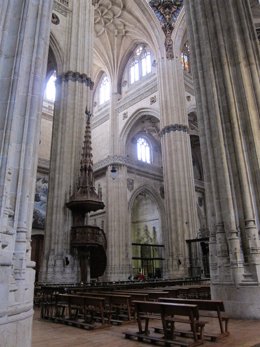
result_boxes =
[0,0,260,346]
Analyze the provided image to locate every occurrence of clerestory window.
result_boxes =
[137,137,151,164]
[99,75,111,105]
[130,45,152,84]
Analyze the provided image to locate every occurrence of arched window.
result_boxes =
[44,71,56,102]
[181,41,191,73]
[130,45,152,84]
[137,137,151,164]
[99,75,111,105]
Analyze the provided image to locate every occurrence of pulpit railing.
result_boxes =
[71,225,107,249]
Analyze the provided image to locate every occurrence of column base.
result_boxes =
[0,309,33,347]
[211,283,260,319]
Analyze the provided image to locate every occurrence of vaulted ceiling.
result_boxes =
[92,0,164,83]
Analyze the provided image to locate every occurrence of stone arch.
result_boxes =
[120,107,160,155]
[129,184,165,219]
[133,0,165,54]
[117,41,157,95]
[128,184,166,245]
[93,0,165,94]
[43,32,63,93]
[128,184,166,278]
[93,70,108,98]
[49,31,63,75]
[172,9,188,55]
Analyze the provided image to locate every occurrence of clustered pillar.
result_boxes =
[0,1,53,346]
[157,37,199,279]
[40,0,95,284]
[185,0,260,318]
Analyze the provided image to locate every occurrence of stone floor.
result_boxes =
[32,308,260,347]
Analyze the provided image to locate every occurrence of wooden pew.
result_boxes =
[108,294,132,322]
[113,291,149,302]
[116,289,169,301]
[111,291,149,318]
[161,286,210,300]
[159,298,229,341]
[74,291,132,323]
[124,300,206,347]
[54,294,106,328]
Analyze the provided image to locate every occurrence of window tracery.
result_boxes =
[130,45,152,84]
[137,137,151,164]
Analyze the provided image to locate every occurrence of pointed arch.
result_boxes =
[43,32,64,93]
[172,9,187,54]
[117,41,155,94]
[128,184,165,223]
[120,107,160,155]
[49,31,63,75]
[128,184,166,278]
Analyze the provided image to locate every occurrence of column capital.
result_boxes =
[160,123,189,136]
[56,71,94,89]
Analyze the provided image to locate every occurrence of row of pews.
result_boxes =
[38,283,231,346]
[40,288,171,327]
[125,298,229,347]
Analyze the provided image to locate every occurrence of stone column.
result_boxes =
[158,54,199,279]
[40,1,95,283]
[104,79,131,281]
[0,1,53,346]
[149,2,199,279]
[185,0,260,318]
[105,162,130,281]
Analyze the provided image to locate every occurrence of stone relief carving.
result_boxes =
[122,111,128,119]
[149,0,183,59]
[127,178,134,192]
[51,13,60,25]
[150,95,157,105]
[94,0,125,37]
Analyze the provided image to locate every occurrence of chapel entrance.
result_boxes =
[131,191,164,279]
